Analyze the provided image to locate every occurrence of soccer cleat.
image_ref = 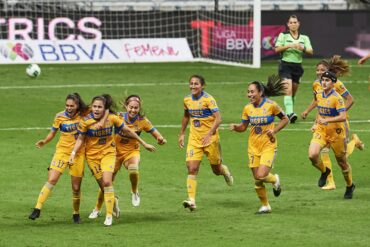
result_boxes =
[272,174,281,197]
[73,214,81,224]
[88,208,101,219]
[344,183,355,199]
[28,208,41,220]
[288,113,298,124]
[182,199,196,211]
[256,204,272,214]
[322,181,336,190]
[318,168,331,187]
[352,134,364,150]
[113,197,120,218]
[104,215,113,226]
[131,192,141,207]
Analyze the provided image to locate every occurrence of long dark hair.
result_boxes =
[65,93,88,116]
[316,55,350,78]
[102,94,117,114]
[249,74,286,97]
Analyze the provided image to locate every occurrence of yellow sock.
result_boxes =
[187,175,197,202]
[260,173,277,184]
[321,148,334,184]
[104,186,115,216]
[255,180,268,206]
[128,165,139,193]
[347,139,356,157]
[342,164,353,187]
[72,191,81,214]
[35,182,54,209]
[316,157,326,173]
[95,189,104,211]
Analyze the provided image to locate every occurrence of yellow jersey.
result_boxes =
[315,89,346,131]
[52,111,84,154]
[78,112,124,157]
[115,112,155,153]
[242,98,285,154]
[184,91,220,147]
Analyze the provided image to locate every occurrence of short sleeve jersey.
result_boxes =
[315,89,346,131]
[115,112,155,153]
[78,112,124,157]
[52,111,84,154]
[184,91,219,147]
[241,98,285,154]
[275,32,312,63]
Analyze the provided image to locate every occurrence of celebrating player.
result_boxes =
[275,14,313,123]
[29,93,89,223]
[89,95,166,219]
[178,75,233,211]
[230,75,288,214]
[301,55,364,190]
[308,71,355,199]
[69,95,155,226]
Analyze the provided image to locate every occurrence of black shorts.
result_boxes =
[278,61,304,84]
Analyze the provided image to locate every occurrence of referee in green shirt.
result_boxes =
[275,15,313,123]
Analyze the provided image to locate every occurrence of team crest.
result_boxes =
[336,128,342,134]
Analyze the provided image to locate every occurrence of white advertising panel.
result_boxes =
[0,38,194,64]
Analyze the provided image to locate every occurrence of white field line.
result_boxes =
[1,121,369,132]
[0,80,369,90]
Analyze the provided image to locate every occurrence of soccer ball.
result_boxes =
[26,64,41,78]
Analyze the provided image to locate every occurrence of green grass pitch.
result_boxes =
[0,59,369,246]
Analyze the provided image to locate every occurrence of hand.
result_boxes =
[301,111,308,119]
[68,152,76,165]
[35,140,46,148]
[157,137,167,145]
[317,118,328,125]
[229,124,238,131]
[358,57,367,65]
[178,134,185,149]
[311,124,317,133]
[143,143,156,152]
[266,129,276,143]
[95,121,104,129]
[202,133,212,146]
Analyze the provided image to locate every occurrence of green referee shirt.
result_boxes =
[275,32,312,63]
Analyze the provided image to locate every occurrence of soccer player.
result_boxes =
[29,93,89,223]
[230,75,289,214]
[69,95,155,226]
[308,71,355,199]
[275,14,313,123]
[89,95,166,218]
[178,75,233,211]
[301,56,364,190]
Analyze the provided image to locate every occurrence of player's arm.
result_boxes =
[95,109,109,129]
[266,113,289,141]
[121,126,156,152]
[275,44,295,53]
[68,134,85,164]
[317,111,346,124]
[343,93,354,111]
[178,110,190,149]
[230,121,248,132]
[301,97,317,119]
[35,129,57,148]
[150,129,167,145]
[202,111,221,146]
[358,53,370,65]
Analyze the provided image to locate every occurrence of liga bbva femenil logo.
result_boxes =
[0,42,34,61]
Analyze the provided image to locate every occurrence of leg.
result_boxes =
[184,160,201,207]
[29,169,61,220]
[207,141,233,186]
[251,167,271,214]
[320,147,336,190]
[309,141,330,187]
[124,156,141,207]
[71,176,82,223]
